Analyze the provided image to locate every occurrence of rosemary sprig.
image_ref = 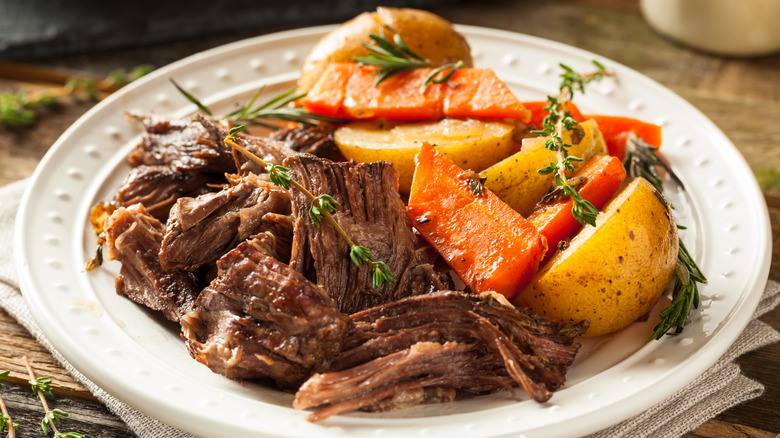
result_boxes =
[23,357,85,438]
[623,134,708,339]
[354,30,462,91]
[171,80,346,129]
[533,61,610,226]
[651,229,706,340]
[224,126,394,289]
[0,370,17,438]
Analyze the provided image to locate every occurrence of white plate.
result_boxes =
[15,25,771,438]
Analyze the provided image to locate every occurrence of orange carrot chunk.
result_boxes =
[442,69,531,123]
[407,142,547,299]
[301,62,356,118]
[522,100,586,131]
[527,155,627,260]
[586,115,662,160]
[301,63,531,122]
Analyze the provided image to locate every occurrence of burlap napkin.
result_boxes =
[1,178,778,438]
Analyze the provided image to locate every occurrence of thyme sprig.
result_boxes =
[23,357,85,438]
[0,65,152,129]
[171,80,345,129]
[623,134,708,339]
[0,370,17,438]
[533,61,610,226]
[225,126,395,289]
[353,30,462,91]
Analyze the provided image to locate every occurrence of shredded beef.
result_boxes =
[103,204,200,322]
[285,154,451,314]
[114,164,219,222]
[270,124,340,160]
[294,290,587,421]
[127,113,235,173]
[159,173,292,271]
[180,240,351,388]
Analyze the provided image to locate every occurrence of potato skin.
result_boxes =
[481,119,608,216]
[334,118,514,193]
[512,177,679,337]
[298,7,473,91]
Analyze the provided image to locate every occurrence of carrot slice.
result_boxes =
[586,115,662,160]
[441,69,531,122]
[301,63,531,122]
[527,155,627,260]
[407,143,547,299]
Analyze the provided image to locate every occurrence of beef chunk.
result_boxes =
[285,154,451,314]
[270,124,339,160]
[114,164,220,222]
[180,241,351,388]
[104,204,200,322]
[159,173,292,271]
[127,113,235,173]
[294,291,587,421]
[231,130,297,176]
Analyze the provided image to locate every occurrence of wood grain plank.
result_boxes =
[0,380,133,438]
[685,419,776,438]
[0,308,94,401]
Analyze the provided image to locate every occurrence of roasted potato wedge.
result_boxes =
[512,177,679,337]
[298,7,473,92]
[334,118,515,193]
[480,119,607,216]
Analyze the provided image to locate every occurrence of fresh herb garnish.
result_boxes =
[23,357,85,438]
[0,370,16,438]
[28,376,54,401]
[623,134,708,339]
[171,80,346,129]
[533,60,610,226]
[354,30,462,91]
[224,130,395,289]
[0,65,152,129]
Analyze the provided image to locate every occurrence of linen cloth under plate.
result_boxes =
[1,178,778,438]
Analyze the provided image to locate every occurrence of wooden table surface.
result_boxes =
[0,0,778,437]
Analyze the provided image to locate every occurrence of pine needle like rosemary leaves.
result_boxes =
[23,357,85,438]
[353,30,463,92]
[224,126,395,289]
[624,134,708,340]
[170,80,345,129]
[0,370,17,438]
[534,60,610,226]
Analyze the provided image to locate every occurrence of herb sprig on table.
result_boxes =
[0,65,153,129]
[534,61,610,226]
[224,126,395,289]
[23,357,85,438]
[0,370,18,438]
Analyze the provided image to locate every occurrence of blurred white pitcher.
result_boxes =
[640,0,780,56]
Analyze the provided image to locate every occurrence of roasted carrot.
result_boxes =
[527,154,627,259]
[522,100,585,130]
[407,142,547,299]
[301,63,531,122]
[586,115,662,160]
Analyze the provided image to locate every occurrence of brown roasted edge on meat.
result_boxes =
[285,154,451,314]
[103,204,200,322]
[294,290,588,422]
[180,239,351,389]
[159,173,292,271]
